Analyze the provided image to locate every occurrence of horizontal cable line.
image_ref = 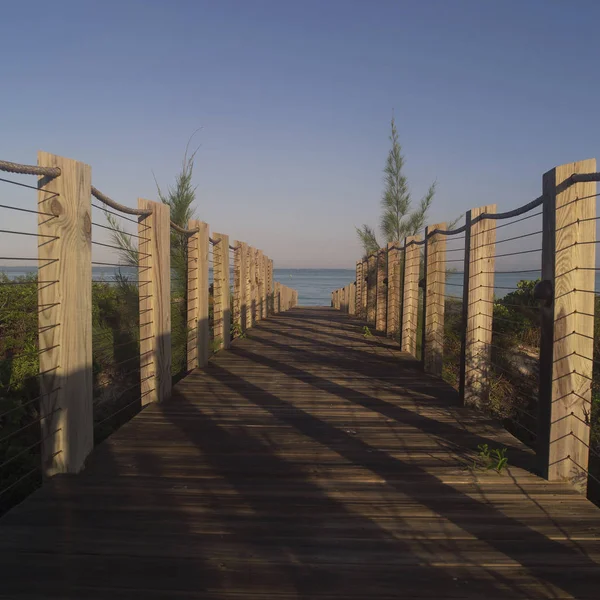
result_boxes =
[0,407,61,444]
[0,388,60,420]
[0,229,58,239]
[94,395,141,429]
[0,467,40,498]
[0,280,56,286]
[0,177,58,198]
[92,240,149,254]
[91,186,151,216]
[0,202,56,217]
[479,269,541,275]
[557,192,600,210]
[0,428,61,471]
[475,248,542,260]
[92,279,139,283]
[445,247,465,254]
[91,221,144,239]
[442,258,465,263]
[567,456,600,487]
[495,230,543,246]
[91,261,136,268]
[506,417,538,439]
[91,203,139,224]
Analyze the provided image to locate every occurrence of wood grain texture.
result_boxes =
[37,152,93,475]
[187,220,209,370]
[366,254,377,326]
[349,282,356,315]
[4,306,600,599]
[267,258,274,316]
[386,242,401,339]
[401,236,421,356]
[464,206,496,409]
[361,259,368,317]
[255,250,264,322]
[376,248,387,331]
[232,241,243,334]
[424,224,447,376]
[247,245,256,328]
[138,199,172,406]
[274,281,281,313]
[355,261,363,319]
[213,233,231,351]
[544,160,596,490]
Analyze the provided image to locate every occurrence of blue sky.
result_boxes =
[1,0,599,267]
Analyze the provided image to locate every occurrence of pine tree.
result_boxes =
[355,117,436,257]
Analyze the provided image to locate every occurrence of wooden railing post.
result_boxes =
[349,282,356,315]
[247,245,256,328]
[233,240,248,335]
[263,255,271,317]
[255,249,263,322]
[138,198,172,406]
[355,261,363,318]
[267,258,274,315]
[424,223,447,376]
[213,233,231,350]
[274,281,281,313]
[367,253,377,326]
[401,236,421,356]
[38,151,93,475]
[461,205,496,408]
[187,220,210,369]
[386,242,401,339]
[376,248,387,331]
[361,259,368,318]
[538,159,596,491]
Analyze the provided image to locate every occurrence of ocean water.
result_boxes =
[2,266,598,306]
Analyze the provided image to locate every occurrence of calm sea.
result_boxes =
[2,266,598,306]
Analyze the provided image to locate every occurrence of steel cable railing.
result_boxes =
[89,198,142,443]
[0,173,61,513]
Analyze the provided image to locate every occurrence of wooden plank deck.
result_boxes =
[2,306,600,598]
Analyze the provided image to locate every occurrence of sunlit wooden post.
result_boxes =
[255,249,263,322]
[538,159,596,492]
[247,245,256,328]
[187,220,209,369]
[213,233,231,350]
[460,206,496,408]
[376,248,387,331]
[367,254,377,325]
[355,261,363,318]
[424,223,447,376]
[386,241,401,339]
[37,152,93,475]
[138,198,172,406]
[401,236,421,356]
[349,282,356,315]
[274,281,281,313]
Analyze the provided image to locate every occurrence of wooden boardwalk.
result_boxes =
[2,307,600,598]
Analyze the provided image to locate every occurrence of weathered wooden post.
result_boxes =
[367,253,377,325]
[274,281,281,313]
[187,220,210,369]
[401,236,421,356]
[261,254,268,319]
[349,282,356,315]
[233,240,248,335]
[386,241,401,339]
[424,223,447,376]
[213,233,231,350]
[247,245,256,328]
[459,206,496,407]
[255,249,263,322]
[376,248,387,331]
[38,152,93,474]
[355,261,363,318]
[267,258,274,315]
[538,159,596,492]
[361,258,368,318]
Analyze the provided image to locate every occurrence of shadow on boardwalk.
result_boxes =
[1,307,600,598]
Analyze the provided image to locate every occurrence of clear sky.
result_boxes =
[1,0,599,268]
